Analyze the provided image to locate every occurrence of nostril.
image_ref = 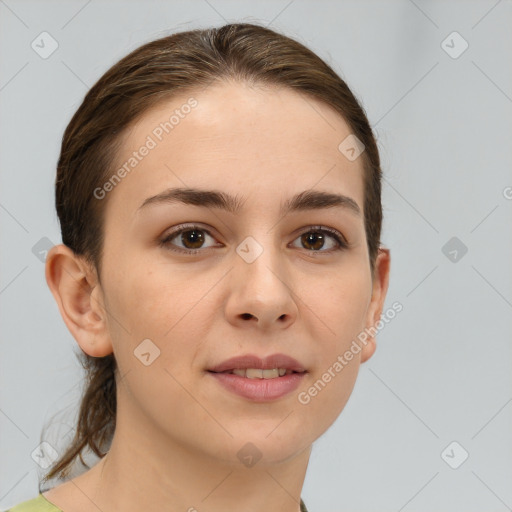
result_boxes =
[241,313,253,320]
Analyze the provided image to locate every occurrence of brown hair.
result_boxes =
[41,22,383,487]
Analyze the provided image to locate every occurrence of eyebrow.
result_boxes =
[137,187,362,217]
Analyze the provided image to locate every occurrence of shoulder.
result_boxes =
[3,494,62,512]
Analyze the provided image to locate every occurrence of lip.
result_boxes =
[208,372,306,401]
[206,353,307,402]
[207,353,307,373]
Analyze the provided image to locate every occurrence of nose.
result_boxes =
[224,241,299,331]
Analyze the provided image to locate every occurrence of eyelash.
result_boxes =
[159,223,348,255]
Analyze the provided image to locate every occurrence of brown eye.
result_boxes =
[160,224,347,255]
[160,225,218,253]
[301,232,326,251]
[291,227,347,253]
[177,229,206,249]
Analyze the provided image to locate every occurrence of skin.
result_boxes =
[44,81,390,512]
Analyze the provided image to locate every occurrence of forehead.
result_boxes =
[104,81,365,218]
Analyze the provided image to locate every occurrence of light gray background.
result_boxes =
[1,1,511,511]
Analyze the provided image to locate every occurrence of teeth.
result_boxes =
[231,368,289,379]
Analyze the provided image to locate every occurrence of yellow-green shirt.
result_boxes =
[5,493,309,511]
[5,494,59,511]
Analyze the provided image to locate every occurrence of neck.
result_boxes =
[72,400,312,512]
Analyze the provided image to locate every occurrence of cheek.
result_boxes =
[104,258,216,366]
[297,330,365,438]
[103,247,180,328]
[306,262,371,342]
[294,265,370,426]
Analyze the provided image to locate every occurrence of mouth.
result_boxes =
[207,353,308,378]
[207,362,307,401]
[207,368,306,379]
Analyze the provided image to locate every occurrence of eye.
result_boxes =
[159,224,348,255]
[290,226,347,253]
[159,224,219,254]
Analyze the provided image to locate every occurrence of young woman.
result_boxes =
[8,22,390,512]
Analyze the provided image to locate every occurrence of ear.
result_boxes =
[360,247,391,363]
[45,244,113,357]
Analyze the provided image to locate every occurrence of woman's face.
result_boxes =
[91,81,389,465]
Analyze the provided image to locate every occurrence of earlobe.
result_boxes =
[360,337,376,363]
[45,244,113,358]
[360,247,391,364]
